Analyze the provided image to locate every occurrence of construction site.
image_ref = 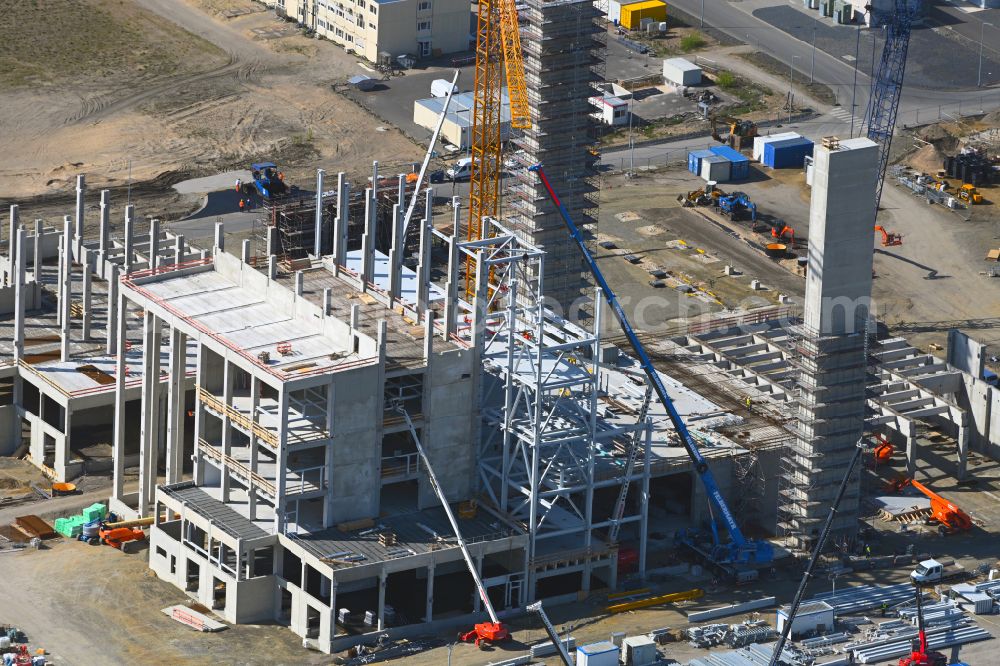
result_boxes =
[2,1,1000,666]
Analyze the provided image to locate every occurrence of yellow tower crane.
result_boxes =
[466,0,531,296]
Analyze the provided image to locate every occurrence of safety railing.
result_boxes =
[199,438,276,496]
[198,387,279,449]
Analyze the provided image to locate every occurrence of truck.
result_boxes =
[910,558,967,585]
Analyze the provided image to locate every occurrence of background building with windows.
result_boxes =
[290,0,470,63]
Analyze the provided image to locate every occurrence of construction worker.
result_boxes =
[278,171,284,181]
[865,543,872,559]
[744,395,752,413]
[239,198,245,212]
[881,601,888,617]
[235,177,242,192]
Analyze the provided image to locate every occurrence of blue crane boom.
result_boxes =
[529,164,773,567]
[863,0,915,212]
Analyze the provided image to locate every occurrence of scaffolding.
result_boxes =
[506,0,606,310]
[777,325,871,553]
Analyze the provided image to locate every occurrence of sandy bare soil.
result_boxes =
[0,0,420,204]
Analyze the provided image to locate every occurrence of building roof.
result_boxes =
[663,57,700,72]
[621,0,666,13]
[415,90,510,130]
[161,482,270,542]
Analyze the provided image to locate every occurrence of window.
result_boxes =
[357,16,364,26]
[358,0,366,7]
[418,0,430,9]
[418,40,431,57]
[370,5,377,14]
[368,21,376,29]
[336,28,344,37]
[318,19,327,29]
[347,34,353,42]
[417,19,431,31]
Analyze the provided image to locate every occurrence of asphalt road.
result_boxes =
[667,0,1000,121]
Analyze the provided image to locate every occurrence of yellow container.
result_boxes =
[620,0,667,31]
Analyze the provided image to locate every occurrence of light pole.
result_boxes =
[850,23,861,138]
[979,22,994,88]
[788,56,799,123]
[627,97,635,176]
[810,25,817,84]
[701,0,705,29]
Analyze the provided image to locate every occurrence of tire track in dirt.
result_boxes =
[65,52,267,126]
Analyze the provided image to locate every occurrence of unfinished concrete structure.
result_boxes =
[508,0,604,311]
[3,156,998,652]
[777,137,879,551]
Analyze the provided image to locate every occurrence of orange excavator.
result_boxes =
[771,221,795,243]
[875,225,902,247]
[893,478,973,535]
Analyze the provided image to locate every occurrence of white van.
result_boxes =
[447,157,473,181]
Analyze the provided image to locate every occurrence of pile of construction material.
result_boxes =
[892,166,968,208]
[944,147,997,186]
[53,502,107,538]
[950,578,1000,614]
[687,642,801,666]
[687,620,776,649]
[845,597,991,664]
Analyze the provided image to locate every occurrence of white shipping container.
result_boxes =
[577,641,620,666]
[620,635,657,666]
[776,601,834,637]
[700,155,731,183]
[753,132,800,161]
[662,58,701,86]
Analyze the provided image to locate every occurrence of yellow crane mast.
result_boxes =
[466,0,530,296]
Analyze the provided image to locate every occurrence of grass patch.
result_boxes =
[680,32,706,53]
[717,71,737,90]
[0,0,225,89]
[710,71,771,115]
[737,51,837,106]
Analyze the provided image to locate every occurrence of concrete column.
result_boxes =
[451,197,461,237]
[6,205,17,273]
[328,583,338,638]
[371,160,379,199]
[903,420,917,478]
[314,168,325,257]
[266,226,278,257]
[33,219,42,285]
[248,376,260,521]
[81,248,92,340]
[174,234,184,266]
[221,360,234,502]
[396,173,406,215]
[124,204,135,274]
[332,173,347,273]
[416,187,433,310]
[360,187,374,290]
[268,254,277,279]
[416,215,431,311]
[275,388,290,533]
[377,568,387,631]
[214,222,225,253]
[58,403,72,481]
[323,288,332,317]
[60,216,72,362]
[443,235,459,341]
[139,311,163,516]
[350,304,359,333]
[295,270,304,297]
[105,265,119,356]
[387,203,402,301]
[423,310,435,361]
[74,174,86,240]
[99,189,110,259]
[166,327,187,485]
[149,218,160,270]
[13,227,26,362]
[194,345,207,487]
[112,291,128,504]
[957,420,969,481]
[424,563,435,622]
[241,239,251,264]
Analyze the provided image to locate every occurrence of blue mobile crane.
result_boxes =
[529,164,774,577]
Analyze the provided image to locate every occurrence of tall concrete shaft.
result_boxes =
[780,137,878,551]
[509,0,604,312]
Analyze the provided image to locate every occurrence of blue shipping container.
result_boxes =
[709,145,750,181]
[763,137,814,169]
[688,149,714,174]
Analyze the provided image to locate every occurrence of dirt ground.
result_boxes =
[0,540,331,665]
[595,140,1000,355]
[0,0,420,209]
